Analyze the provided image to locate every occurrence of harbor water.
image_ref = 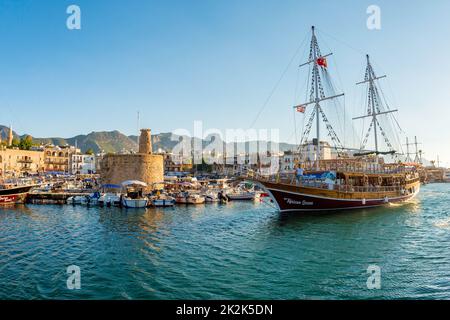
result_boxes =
[1,183,450,299]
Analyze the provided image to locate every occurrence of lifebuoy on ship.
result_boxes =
[363,175,369,186]
[378,176,383,185]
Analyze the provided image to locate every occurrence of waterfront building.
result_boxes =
[71,154,96,174]
[44,145,80,173]
[299,140,332,162]
[160,152,193,173]
[0,147,45,176]
[100,129,164,191]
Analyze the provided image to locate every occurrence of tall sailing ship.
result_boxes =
[250,26,420,212]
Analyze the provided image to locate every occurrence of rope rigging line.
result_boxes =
[248,32,309,129]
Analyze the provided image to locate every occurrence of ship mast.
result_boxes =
[297,26,344,170]
[353,54,397,155]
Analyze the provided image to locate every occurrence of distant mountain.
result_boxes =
[31,131,139,154]
[0,125,435,165]
[0,125,20,141]
[1,124,297,154]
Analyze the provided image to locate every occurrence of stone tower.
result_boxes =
[8,125,13,146]
[138,129,152,154]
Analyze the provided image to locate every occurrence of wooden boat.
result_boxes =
[121,197,148,208]
[120,180,149,208]
[226,190,255,201]
[187,194,205,204]
[150,194,176,207]
[247,26,421,213]
[251,163,420,212]
[176,192,205,204]
[0,185,34,205]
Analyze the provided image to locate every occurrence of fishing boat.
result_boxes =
[120,180,149,208]
[226,190,255,201]
[0,184,35,205]
[150,193,176,207]
[98,184,121,207]
[204,190,222,202]
[249,26,420,212]
[187,193,205,204]
[98,193,121,207]
[175,192,205,204]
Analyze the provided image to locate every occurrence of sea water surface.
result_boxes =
[1,183,450,300]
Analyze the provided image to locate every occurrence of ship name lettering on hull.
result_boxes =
[284,198,313,206]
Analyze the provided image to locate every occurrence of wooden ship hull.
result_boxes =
[256,179,420,212]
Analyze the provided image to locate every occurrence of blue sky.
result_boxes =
[0,0,449,164]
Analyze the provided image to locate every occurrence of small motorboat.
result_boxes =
[80,192,101,206]
[176,192,205,204]
[151,196,176,207]
[204,191,219,203]
[175,192,189,204]
[98,193,121,207]
[187,194,205,204]
[67,195,85,205]
[226,190,255,201]
[120,180,149,208]
[121,196,148,208]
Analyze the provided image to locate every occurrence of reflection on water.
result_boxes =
[1,184,450,299]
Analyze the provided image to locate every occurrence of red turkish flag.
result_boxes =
[295,105,306,113]
[317,57,327,68]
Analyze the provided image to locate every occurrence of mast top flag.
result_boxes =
[295,26,344,170]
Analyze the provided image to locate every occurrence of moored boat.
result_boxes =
[150,194,176,207]
[120,180,149,208]
[247,26,421,213]
[226,191,255,201]
[0,185,35,205]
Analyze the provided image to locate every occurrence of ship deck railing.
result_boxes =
[246,172,418,194]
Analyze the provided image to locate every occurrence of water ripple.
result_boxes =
[1,183,450,299]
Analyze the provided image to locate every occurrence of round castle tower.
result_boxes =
[100,128,163,191]
[139,129,152,154]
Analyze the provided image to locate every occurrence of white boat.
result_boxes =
[80,192,101,205]
[151,196,176,207]
[176,192,205,204]
[120,180,149,208]
[67,195,85,205]
[121,197,148,208]
[226,190,255,201]
[204,191,219,202]
[98,193,121,207]
[187,194,205,204]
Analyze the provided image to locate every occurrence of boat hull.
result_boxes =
[257,181,420,212]
[152,199,175,207]
[0,186,34,205]
[121,198,148,208]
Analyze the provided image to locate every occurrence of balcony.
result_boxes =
[17,159,33,163]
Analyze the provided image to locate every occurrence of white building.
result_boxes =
[299,141,332,162]
[71,154,96,174]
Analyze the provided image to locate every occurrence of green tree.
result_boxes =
[18,135,33,150]
[85,148,95,155]
[11,138,20,148]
